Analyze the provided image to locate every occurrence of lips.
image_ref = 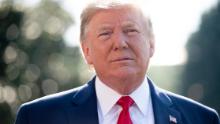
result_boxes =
[110,57,134,62]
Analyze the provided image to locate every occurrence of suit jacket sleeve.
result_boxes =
[213,110,220,124]
[15,104,29,124]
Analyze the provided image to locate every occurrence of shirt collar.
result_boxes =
[95,77,121,116]
[95,76,150,116]
[130,77,150,116]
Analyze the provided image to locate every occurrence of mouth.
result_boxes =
[110,57,134,63]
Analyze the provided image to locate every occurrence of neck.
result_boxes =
[99,76,145,95]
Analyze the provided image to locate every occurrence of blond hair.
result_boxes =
[80,2,153,42]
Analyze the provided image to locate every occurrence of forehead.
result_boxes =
[88,7,143,28]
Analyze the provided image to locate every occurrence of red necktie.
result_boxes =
[117,96,134,124]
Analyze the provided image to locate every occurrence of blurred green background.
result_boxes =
[0,0,220,123]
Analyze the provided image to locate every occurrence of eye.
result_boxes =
[97,31,112,40]
[98,31,112,37]
[124,29,139,35]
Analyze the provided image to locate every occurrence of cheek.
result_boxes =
[132,42,152,65]
[90,44,108,62]
[130,37,150,54]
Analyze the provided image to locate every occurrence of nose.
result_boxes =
[112,31,128,51]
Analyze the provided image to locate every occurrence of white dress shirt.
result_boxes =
[95,77,155,124]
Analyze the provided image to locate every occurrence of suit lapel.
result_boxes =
[148,78,182,124]
[65,76,183,124]
[67,77,99,124]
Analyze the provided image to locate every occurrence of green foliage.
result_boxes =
[0,0,90,123]
[0,102,13,124]
[182,1,220,113]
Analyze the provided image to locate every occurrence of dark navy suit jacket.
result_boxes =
[15,77,220,124]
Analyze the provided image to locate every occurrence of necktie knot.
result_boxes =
[117,96,134,109]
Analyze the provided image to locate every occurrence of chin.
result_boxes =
[112,67,137,79]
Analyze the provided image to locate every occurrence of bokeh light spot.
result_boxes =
[41,79,58,95]
[15,50,29,68]
[47,53,71,84]
[23,64,41,82]
[6,24,19,40]
[0,85,4,103]
[3,45,18,64]
[187,83,204,101]
[6,64,19,81]
[28,83,40,99]
[45,16,64,35]
[24,22,42,40]
[3,86,17,104]
[18,84,32,102]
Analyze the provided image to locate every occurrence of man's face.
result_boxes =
[82,7,154,84]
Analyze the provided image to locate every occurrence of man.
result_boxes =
[15,2,220,124]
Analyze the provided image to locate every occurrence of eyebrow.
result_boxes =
[97,24,113,31]
[122,21,139,29]
[95,21,140,34]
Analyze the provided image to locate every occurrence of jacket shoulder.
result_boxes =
[23,84,84,107]
[165,90,220,123]
[15,84,87,124]
[166,91,214,111]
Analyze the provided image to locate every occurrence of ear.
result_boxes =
[81,41,93,65]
